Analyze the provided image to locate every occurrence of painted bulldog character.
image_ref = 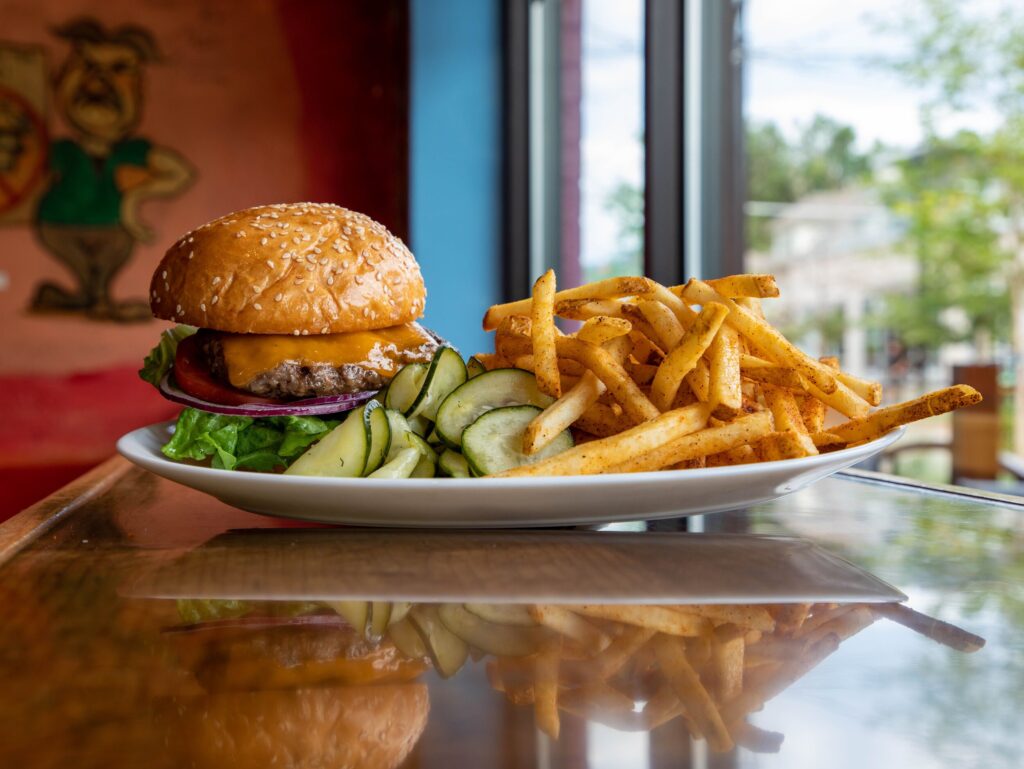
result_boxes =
[32,18,193,321]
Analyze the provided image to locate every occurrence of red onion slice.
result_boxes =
[159,374,376,417]
[163,613,353,635]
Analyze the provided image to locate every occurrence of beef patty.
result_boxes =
[200,329,441,399]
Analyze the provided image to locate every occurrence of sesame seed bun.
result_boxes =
[150,203,426,335]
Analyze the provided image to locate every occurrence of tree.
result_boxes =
[745,115,874,251]
[878,0,1024,450]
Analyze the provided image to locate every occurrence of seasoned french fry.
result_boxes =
[742,366,806,391]
[686,357,711,402]
[604,410,773,474]
[770,603,811,635]
[692,605,776,632]
[529,605,611,654]
[834,371,883,406]
[872,603,986,653]
[628,362,659,385]
[653,634,733,752]
[797,394,827,434]
[731,720,785,753]
[638,299,686,351]
[554,297,628,321]
[577,315,633,345]
[534,638,562,738]
[576,401,637,437]
[523,371,603,454]
[485,276,657,330]
[494,314,533,361]
[555,337,661,423]
[708,325,743,419]
[472,352,508,371]
[704,273,780,298]
[711,624,746,703]
[531,270,561,399]
[763,386,817,456]
[827,385,983,444]
[705,444,758,467]
[650,303,729,412]
[735,295,768,319]
[757,430,808,461]
[572,604,711,636]
[680,279,839,394]
[642,281,699,326]
[496,403,710,477]
[628,331,661,365]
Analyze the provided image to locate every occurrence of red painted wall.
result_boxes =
[0,0,409,517]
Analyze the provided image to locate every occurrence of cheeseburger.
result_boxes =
[140,203,441,471]
[166,601,430,769]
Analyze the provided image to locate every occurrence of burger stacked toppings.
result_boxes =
[139,203,441,471]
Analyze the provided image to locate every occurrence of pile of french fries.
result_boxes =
[481,601,985,751]
[478,273,983,475]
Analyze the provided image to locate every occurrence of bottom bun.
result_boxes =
[171,683,429,769]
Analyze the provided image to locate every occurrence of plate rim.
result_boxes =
[117,421,905,488]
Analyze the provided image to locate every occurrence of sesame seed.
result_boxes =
[319,256,328,264]
[212,276,221,285]
[164,282,170,290]
[266,260,275,268]
[293,237,302,245]
[295,279,304,285]
[293,330,300,336]
[327,276,334,285]
[275,293,283,302]
[307,285,315,293]
[235,231,245,238]
[301,329,309,335]
[321,326,329,334]
[200,302,206,311]
[282,252,293,260]
[306,265,314,272]
[212,295,219,305]
[261,238,268,246]
[176,304,182,312]
[362,307,369,317]
[279,242,286,249]
[162,270,167,279]
[254,302,262,310]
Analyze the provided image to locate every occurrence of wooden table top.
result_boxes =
[0,459,1015,769]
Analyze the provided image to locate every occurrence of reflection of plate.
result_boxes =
[117,422,904,528]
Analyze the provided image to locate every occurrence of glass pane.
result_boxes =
[573,0,645,283]
[744,0,1013,485]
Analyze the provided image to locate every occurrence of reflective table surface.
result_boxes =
[1,459,1019,768]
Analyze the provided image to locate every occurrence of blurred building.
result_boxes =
[747,186,916,378]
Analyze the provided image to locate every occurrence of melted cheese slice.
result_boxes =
[219,323,435,388]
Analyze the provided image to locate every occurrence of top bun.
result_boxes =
[150,203,426,335]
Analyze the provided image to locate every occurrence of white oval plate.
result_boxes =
[118,422,903,528]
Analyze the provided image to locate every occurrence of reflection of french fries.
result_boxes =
[477,272,982,475]
[374,598,984,754]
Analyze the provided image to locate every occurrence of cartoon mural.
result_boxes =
[30,18,192,321]
[0,0,410,520]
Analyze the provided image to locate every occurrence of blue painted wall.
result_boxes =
[410,0,502,356]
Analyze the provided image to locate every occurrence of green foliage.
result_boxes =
[745,115,874,251]
[873,2,1024,353]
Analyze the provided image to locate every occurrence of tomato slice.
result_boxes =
[173,334,283,406]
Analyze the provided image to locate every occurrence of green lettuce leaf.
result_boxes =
[139,325,197,386]
[161,408,339,471]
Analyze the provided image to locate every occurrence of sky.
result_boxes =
[578,0,1007,272]
[745,0,1001,149]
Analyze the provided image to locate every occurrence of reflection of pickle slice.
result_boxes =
[438,604,549,657]
[388,617,429,660]
[369,602,392,638]
[409,605,469,677]
[463,603,537,627]
[327,601,369,634]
